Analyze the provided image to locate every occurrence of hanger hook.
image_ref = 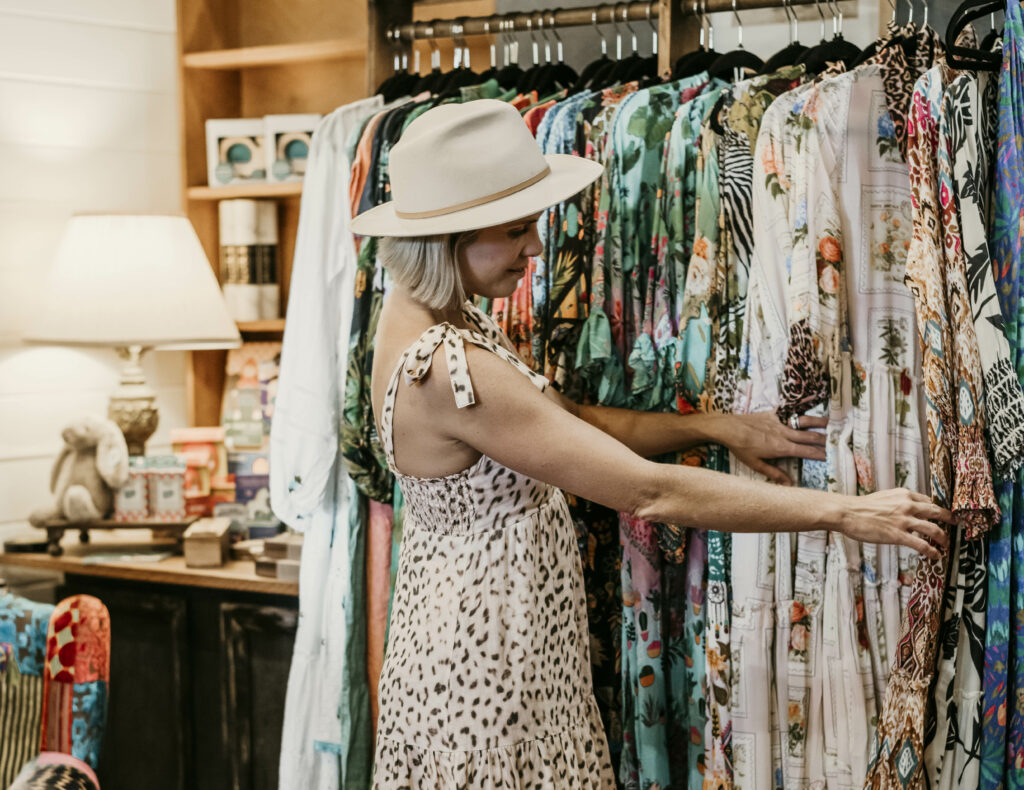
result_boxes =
[609,4,624,60]
[702,0,714,51]
[424,20,441,71]
[540,11,553,64]
[826,0,838,37]
[813,0,826,41]
[646,1,658,55]
[731,0,743,49]
[460,17,472,69]
[548,9,566,63]
[783,0,798,43]
[450,19,461,70]
[621,3,638,54]
[508,17,520,67]
[484,18,498,69]
[524,14,540,66]
[592,9,609,57]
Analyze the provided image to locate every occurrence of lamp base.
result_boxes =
[109,345,159,456]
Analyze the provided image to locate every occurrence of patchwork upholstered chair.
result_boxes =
[0,592,110,790]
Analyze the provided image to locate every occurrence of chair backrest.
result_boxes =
[0,593,54,789]
[40,595,111,770]
[0,593,110,787]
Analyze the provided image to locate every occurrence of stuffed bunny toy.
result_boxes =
[29,415,130,525]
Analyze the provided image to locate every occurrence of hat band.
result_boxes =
[394,165,551,220]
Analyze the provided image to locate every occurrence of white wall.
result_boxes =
[0,0,185,542]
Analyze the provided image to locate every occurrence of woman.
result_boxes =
[351,100,950,788]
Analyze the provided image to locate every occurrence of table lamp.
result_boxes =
[25,214,242,455]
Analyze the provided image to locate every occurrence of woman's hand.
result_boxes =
[711,412,828,486]
[837,488,952,560]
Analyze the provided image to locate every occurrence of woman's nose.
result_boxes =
[524,224,543,258]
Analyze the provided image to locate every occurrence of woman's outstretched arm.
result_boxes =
[439,345,951,559]
[547,387,826,486]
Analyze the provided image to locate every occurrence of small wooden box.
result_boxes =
[264,532,303,561]
[183,517,232,568]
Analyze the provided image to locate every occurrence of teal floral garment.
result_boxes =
[583,75,705,410]
[610,76,711,790]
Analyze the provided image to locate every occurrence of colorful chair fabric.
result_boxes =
[8,753,100,790]
[0,593,52,788]
[0,593,110,789]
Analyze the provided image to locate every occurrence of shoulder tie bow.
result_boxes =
[402,323,476,409]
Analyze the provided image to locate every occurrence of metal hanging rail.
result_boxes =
[388,0,824,41]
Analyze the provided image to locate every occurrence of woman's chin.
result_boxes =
[481,275,526,299]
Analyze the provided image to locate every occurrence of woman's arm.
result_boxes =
[545,388,826,485]
[440,346,950,558]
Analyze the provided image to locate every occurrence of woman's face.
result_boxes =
[458,214,543,298]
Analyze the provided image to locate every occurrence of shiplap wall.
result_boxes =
[0,0,186,542]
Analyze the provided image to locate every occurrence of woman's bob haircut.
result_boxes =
[378,231,479,311]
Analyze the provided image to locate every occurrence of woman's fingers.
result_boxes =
[791,415,828,430]
[782,441,826,462]
[905,517,949,548]
[914,502,955,527]
[785,426,827,446]
[899,530,941,560]
[751,459,793,486]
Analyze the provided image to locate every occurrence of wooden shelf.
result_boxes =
[0,529,297,597]
[187,182,303,200]
[237,319,286,333]
[183,38,367,70]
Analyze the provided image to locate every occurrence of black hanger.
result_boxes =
[522,11,578,95]
[573,5,627,90]
[758,0,808,73]
[515,14,547,93]
[493,19,526,90]
[374,29,415,101]
[795,0,861,74]
[706,0,765,81]
[671,0,719,78]
[596,4,650,85]
[637,4,662,83]
[947,0,1003,69]
[411,25,446,94]
[979,5,1003,49]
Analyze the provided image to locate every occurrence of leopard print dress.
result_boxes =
[372,305,615,789]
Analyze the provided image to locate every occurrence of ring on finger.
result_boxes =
[788,414,801,430]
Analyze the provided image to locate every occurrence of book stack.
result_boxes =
[219,199,279,322]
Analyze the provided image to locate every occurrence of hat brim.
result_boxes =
[349,154,604,238]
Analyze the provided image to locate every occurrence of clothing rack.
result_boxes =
[389,0,823,41]
[366,0,831,94]
[376,0,831,80]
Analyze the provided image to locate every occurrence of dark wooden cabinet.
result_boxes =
[57,575,297,790]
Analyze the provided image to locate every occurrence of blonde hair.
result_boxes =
[378,231,479,311]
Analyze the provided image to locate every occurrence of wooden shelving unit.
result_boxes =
[187,182,302,200]
[177,0,371,426]
[183,38,367,70]
[237,319,287,334]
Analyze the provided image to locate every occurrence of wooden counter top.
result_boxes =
[0,528,298,597]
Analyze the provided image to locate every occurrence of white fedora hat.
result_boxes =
[350,99,604,238]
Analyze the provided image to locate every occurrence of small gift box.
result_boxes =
[147,455,187,521]
[114,456,149,522]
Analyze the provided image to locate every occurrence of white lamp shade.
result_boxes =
[25,214,242,350]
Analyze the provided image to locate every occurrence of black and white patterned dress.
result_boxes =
[372,304,615,788]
